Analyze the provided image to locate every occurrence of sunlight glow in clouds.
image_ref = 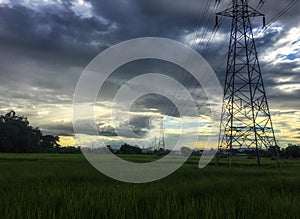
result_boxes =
[0,0,9,5]
[271,109,300,144]
[184,28,227,48]
[71,0,93,19]
[0,0,64,11]
[276,77,294,83]
[262,26,300,65]
[0,0,100,21]
[276,83,300,93]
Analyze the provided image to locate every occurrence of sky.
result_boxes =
[0,0,299,148]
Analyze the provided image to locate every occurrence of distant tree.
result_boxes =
[153,148,170,156]
[192,149,203,156]
[180,146,192,157]
[57,146,81,154]
[266,146,280,159]
[284,144,300,159]
[117,143,142,154]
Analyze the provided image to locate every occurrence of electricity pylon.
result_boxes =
[158,118,166,150]
[216,0,280,166]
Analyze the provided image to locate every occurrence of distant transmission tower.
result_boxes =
[216,0,280,166]
[158,118,166,150]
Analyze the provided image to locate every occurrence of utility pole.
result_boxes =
[216,0,280,167]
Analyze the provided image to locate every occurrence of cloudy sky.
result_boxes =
[0,0,299,148]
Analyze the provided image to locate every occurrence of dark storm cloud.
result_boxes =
[0,5,111,65]
[0,0,297,82]
[0,0,299,138]
[0,0,298,68]
[259,0,300,26]
[90,0,212,40]
[41,122,74,136]
[98,122,147,139]
[130,94,180,117]
[98,125,118,137]
[0,4,113,108]
[96,59,210,117]
[129,116,152,136]
[72,118,150,138]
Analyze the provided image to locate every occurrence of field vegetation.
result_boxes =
[0,154,299,218]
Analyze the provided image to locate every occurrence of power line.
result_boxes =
[255,0,299,38]
[164,0,220,120]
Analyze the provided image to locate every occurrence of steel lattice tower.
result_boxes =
[216,0,280,166]
[158,119,165,150]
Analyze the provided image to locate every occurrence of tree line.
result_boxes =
[0,111,80,153]
[0,110,299,158]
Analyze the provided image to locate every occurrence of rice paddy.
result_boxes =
[0,154,299,218]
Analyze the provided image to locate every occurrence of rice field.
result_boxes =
[0,153,299,219]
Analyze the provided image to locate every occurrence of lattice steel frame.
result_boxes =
[217,0,280,166]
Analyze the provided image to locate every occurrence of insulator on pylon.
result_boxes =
[263,16,266,28]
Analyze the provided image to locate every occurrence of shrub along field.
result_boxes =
[0,154,299,219]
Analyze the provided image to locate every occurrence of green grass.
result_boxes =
[0,154,299,219]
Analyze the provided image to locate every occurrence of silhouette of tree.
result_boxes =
[117,143,142,154]
[0,110,60,153]
[284,144,300,159]
[39,135,60,152]
[180,146,192,157]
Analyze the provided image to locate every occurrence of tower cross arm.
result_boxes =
[216,6,235,18]
[216,4,265,27]
[247,6,264,17]
[217,5,264,18]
